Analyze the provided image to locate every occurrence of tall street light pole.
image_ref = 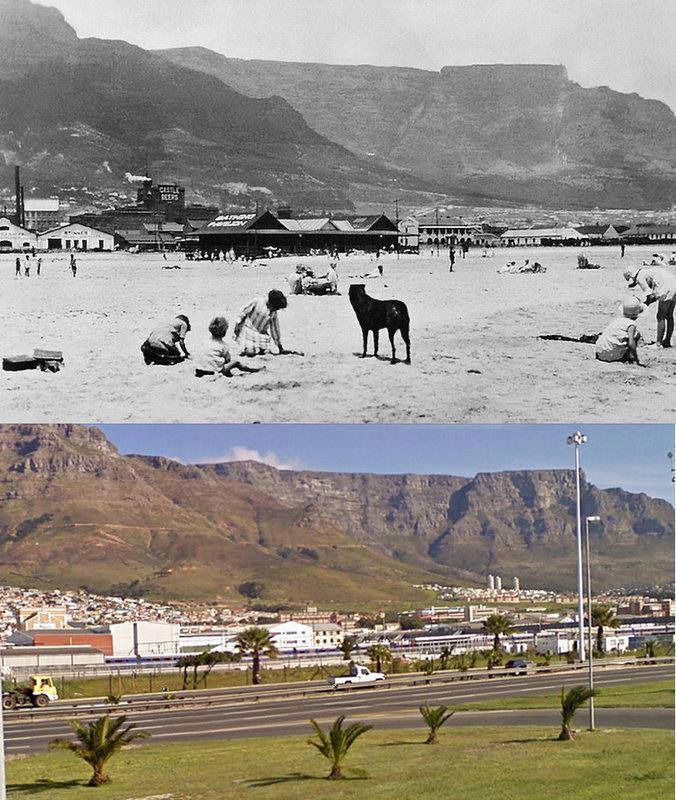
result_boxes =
[0,669,6,800]
[585,515,600,731]
[566,430,587,662]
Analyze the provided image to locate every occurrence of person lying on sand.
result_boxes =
[349,264,383,279]
[195,316,265,378]
[498,259,546,274]
[624,266,676,348]
[642,253,667,266]
[595,297,644,365]
[234,290,298,356]
[142,314,191,365]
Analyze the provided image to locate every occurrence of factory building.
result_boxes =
[0,645,106,672]
[0,216,37,251]
[37,223,114,251]
[23,197,65,232]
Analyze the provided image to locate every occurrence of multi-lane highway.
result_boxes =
[3,662,672,755]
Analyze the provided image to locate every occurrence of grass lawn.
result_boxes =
[6,726,673,800]
[457,680,675,711]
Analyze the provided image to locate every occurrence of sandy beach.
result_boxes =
[1,245,674,423]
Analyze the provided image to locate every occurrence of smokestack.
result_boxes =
[20,186,25,228]
[14,166,21,226]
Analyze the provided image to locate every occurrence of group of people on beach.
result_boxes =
[13,253,77,277]
[141,289,298,379]
[595,262,676,364]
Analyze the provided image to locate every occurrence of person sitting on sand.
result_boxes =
[234,290,289,356]
[195,316,265,378]
[624,266,676,348]
[141,314,191,365]
[303,263,339,294]
[287,264,306,295]
[595,297,644,364]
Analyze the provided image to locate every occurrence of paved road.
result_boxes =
[4,664,672,754]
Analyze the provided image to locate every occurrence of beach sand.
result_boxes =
[2,245,674,423]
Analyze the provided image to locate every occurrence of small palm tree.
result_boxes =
[236,626,278,685]
[365,644,392,673]
[308,715,372,779]
[591,604,619,654]
[340,636,358,661]
[50,715,148,786]
[559,686,596,741]
[483,614,513,653]
[439,645,454,670]
[419,703,455,744]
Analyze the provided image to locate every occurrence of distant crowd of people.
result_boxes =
[13,253,78,277]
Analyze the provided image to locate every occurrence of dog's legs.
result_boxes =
[401,322,411,364]
[373,329,379,357]
[388,327,397,364]
[360,325,368,357]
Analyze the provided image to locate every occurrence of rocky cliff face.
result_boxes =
[0,426,671,600]
[0,0,410,210]
[160,48,676,208]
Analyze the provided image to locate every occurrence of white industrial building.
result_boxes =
[0,217,38,251]
[109,621,181,657]
[500,227,583,246]
[0,645,105,671]
[267,621,314,651]
[535,631,576,655]
[37,223,114,252]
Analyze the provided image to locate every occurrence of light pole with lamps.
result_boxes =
[585,515,601,730]
[566,430,587,662]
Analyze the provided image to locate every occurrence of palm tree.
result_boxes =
[340,636,358,661]
[439,645,454,670]
[308,715,372,779]
[419,703,455,744]
[236,627,278,685]
[365,644,392,673]
[559,686,596,741]
[591,604,619,654]
[483,614,513,653]
[50,715,148,786]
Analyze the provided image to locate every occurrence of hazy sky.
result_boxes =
[98,424,676,502]
[36,0,675,109]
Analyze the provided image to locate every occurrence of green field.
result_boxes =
[457,680,675,711]
[6,726,673,800]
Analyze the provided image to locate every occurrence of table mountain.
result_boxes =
[160,48,676,209]
[0,426,671,602]
[0,0,412,211]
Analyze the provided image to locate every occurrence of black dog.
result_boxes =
[348,284,411,364]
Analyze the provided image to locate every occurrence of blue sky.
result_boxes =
[99,424,675,502]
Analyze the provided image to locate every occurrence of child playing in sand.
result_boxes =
[195,316,265,378]
[234,290,289,356]
[595,297,644,364]
[141,314,191,365]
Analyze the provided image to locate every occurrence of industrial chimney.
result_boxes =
[14,166,23,227]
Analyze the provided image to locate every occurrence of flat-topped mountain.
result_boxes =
[0,426,671,603]
[160,48,676,208]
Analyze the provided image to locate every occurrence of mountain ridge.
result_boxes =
[0,426,671,604]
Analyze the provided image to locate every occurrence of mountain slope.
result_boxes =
[0,0,412,210]
[0,426,671,602]
[159,48,676,209]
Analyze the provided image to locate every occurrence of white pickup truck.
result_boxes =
[328,664,386,689]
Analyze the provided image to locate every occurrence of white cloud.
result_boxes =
[195,446,303,471]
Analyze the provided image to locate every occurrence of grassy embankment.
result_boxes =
[6,726,673,800]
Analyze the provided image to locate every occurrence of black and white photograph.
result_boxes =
[0,0,674,422]
[0,1,674,798]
